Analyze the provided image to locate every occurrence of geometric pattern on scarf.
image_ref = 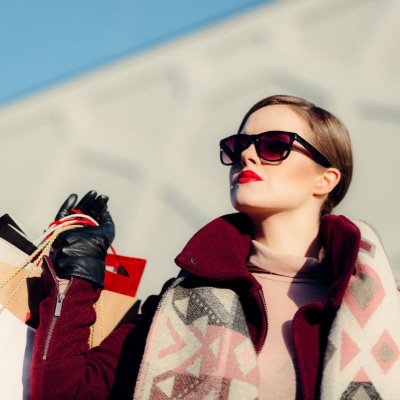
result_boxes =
[134,279,259,399]
[321,221,400,400]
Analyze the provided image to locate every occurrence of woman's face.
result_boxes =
[230,104,326,220]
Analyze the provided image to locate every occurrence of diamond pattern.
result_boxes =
[372,330,400,373]
[341,330,360,371]
[322,223,400,399]
[137,285,259,399]
[234,339,258,376]
[353,368,370,382]
[340,382,382,400]
[344,264,385,327]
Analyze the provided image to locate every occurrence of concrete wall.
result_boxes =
[0,0,399,300]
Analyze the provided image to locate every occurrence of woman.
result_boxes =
[30,95,400,399]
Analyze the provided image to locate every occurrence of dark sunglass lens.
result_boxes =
[258,132,291,161]
[221,136,238,164]
[234,135,251,152]
[221,135,249,164]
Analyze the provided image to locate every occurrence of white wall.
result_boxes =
[0,0,399,300]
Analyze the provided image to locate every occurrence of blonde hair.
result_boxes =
[238,95,353,216]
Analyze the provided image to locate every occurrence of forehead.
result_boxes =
[242,104,312,138]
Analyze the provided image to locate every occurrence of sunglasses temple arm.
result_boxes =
[296,137,331,167]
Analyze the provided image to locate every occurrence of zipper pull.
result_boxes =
[54,293,64,317]
[54,278,73,317]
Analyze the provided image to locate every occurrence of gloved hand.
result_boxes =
[52,191,115,288]
[55,190,109,223]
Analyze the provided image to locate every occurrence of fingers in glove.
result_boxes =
[74,190,97,214]
[55,194,78,220]
[91,194,109,221]
[75,191,109,222]
[99,211,115,244]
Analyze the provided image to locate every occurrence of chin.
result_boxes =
[231,192,267,210]
[231,200,285,219]
[232,201,260,215]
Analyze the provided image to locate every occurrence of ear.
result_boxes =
[314,168,341,196]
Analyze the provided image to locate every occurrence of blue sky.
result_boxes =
[0,0,276,106]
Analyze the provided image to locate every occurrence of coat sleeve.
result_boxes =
[30,257,160,400]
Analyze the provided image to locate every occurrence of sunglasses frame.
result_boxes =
[219,130,331,168]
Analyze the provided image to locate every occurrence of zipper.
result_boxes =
[42,262,73,361]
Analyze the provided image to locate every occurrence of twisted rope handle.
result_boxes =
[90,296,105,348]
[0,224,82,315]
[1,213,112,348]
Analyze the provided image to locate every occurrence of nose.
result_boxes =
[240,143,260,166]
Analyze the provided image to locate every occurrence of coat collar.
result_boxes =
[174,213,254,281]
[175,212,361,293]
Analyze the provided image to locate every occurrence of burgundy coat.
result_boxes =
[30,213,360,400]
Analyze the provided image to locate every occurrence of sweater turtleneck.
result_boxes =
[247,240,332,400]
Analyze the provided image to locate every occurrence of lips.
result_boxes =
[237,170,263,184]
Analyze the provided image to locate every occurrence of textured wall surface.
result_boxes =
[0,0,399,300]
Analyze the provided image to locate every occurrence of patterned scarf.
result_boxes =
[134,281,260,399]
[321,221,400,399]
[134,220,400,399]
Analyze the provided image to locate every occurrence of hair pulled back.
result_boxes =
[238,95,353,216]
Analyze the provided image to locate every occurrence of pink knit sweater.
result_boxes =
[247,240,331,399]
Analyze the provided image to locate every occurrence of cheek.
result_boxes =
[229,165,240,186]
[286,167,307,181]
[283,164,320,192]
[269,161,318,190]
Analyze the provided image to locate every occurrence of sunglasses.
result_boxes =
[219,130,331,168]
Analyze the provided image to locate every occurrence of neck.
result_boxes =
[250,210,322,258]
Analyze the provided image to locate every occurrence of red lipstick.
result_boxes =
[237,170,263,184]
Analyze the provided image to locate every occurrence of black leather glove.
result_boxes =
[53,191,115,288]
[55,190,109,223]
